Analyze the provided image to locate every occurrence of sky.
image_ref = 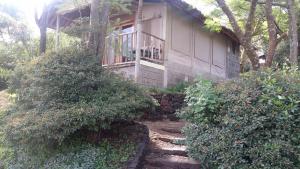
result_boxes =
[1,0,54,35]
[1,0,213,35]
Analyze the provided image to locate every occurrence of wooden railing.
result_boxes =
[103,31,165,66]
[140,31,165,64]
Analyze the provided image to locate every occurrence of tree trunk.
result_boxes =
[89,0,111,65]
[39,26,47,55]
[35,5,49,55]
[135,0,143,82]
[243,45,260,70]
[265,0,277,67]
[287,0,299,65]
[89,0,100,50]
[97,1,111,65]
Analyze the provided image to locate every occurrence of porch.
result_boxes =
[102,31,166,87]
[103,31,165,66]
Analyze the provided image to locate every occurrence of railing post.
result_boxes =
[135,0,143,83]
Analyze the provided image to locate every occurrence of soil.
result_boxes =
[141,120,200,169]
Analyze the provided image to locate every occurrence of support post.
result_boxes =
[55,14,60,52]
[135,0,143,83]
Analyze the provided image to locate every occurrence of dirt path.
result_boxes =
[142,120,200,169]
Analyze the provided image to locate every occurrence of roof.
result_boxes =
[45,0,239,44]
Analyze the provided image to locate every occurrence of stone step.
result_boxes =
[151,148,188,157]
[143,164,174,169]
[157,137,186,145]
[161,128,182,134]
[145,154,200,169]
[149,137,186,153]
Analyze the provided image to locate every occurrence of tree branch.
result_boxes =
[244,0,258,40]
[215,0,244,39]
[246,0,287,8]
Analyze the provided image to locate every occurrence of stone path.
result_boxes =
[142,120,200,169]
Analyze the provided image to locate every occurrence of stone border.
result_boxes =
[123,123,149,169]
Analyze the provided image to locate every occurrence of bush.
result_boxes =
[3,47,153,148]
[179,68,300,169]
[6,139,136,169]
[147,81,190,95]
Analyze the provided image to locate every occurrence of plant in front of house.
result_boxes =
[0,46,153,168]
[179,68,300,169]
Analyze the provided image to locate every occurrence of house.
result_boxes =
[46,0,240,88]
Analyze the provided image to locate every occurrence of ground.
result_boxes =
[142,120,200,169]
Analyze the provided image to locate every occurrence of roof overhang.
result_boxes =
[45,0,240,44]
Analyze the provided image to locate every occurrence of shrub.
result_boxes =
[147,81,190,95]
[6,139,136,169]
[3,47,154,148]
[179,69,300,169]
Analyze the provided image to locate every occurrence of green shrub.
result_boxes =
[179,69,300,169]
[147,81,190,95]
[6,139,135,169]
[164,81,190,94]
[177,78,219,124]
[3,47,153,148]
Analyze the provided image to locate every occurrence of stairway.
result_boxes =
[142,120,200,169]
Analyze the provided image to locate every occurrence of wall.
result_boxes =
[142,3,165,38]
[140,64,164,87]
[111,63,164,88]
[111,64,135,80]
[164,5,239,86]
[139,3,166,88]
[226,43,240,78]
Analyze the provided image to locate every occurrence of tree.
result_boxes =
[89,0,111,65]
[265,0,279,66]
[35,4,49,55]
[287,0,299,65]
[216,0,260,70]
[0,4,34,89]
[254,0,298,66]
[135,0,143,82]
[215,0,293,69]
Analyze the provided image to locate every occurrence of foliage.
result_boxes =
[179,69,300,169]
[0,5,34,90]
[3,47,154,148]
[0,90,137,169]
[204,17,222,32]
[177,78,219,124]
[274,40,300,67]
[1,130,132,169]
[1,136,135,169]
[148,82,190,95]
